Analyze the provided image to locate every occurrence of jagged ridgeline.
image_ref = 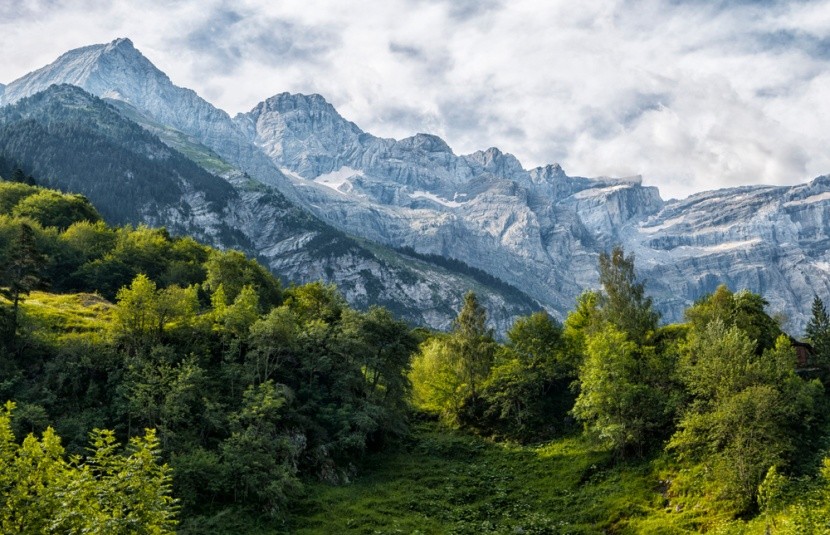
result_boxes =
[0,84,539,332]
[6,37,829,332]
[0,180,420,528]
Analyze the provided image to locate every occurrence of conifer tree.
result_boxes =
[0,222,46,340]
[451,291,495,398]
[597,246,659,343]
[573,247,672,457]
[806,294,830,370]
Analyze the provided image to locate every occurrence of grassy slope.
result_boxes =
[13,291,112,343]
[5,291,816,534]
[285,421,826,535]
[285,422,714,535]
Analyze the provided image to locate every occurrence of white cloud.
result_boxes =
[2,0,830,199]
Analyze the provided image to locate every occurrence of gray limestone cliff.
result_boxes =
[6,38,830,333]
[0,83,534,333]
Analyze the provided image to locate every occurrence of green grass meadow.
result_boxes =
[283,422,719,535]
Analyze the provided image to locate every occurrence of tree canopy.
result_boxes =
[2,182,829,528]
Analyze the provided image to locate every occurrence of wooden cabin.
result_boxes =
[794,341,813,368]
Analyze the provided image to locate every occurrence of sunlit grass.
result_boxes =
[281,418,819,534]
[17,291,112,343]
[283,422,716,534]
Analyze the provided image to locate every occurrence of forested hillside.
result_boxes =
[0,179,419,531]
[3,178,830,533]
[0,85,236,225]
[0,84,539,333]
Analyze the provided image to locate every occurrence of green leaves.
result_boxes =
[670,321,823,513]
[204,249,281,310]
[684,285,782,354]
[220,382,302,517]
[0,183,420,525]
[597,246,659,344]
[409,292,497,425]
[11,190,100,231]
[0,403,177,534]
[410,336,466,420]
[451,291,496,399]
[112,273,199,350]
[570,249,674,457]
[0,220,47,342]
[571,325,666,455]
[806,294,830,372]
[678,319,758,400]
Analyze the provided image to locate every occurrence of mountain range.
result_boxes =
[2,37,829,332]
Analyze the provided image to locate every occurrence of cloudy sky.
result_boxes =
[2,0,830,199]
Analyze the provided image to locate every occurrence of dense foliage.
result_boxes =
[4,179,830,532]
[410,245,830,528]
[0,402,176,534]
[0,181,419,527]
[571,247,676,458]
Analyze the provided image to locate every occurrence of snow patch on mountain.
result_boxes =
[784,191,830,207]
[572,184,630,199]
[410,190,466,208]
[7,38,830,332]
[279,167,304,182]
[314,167,363,193]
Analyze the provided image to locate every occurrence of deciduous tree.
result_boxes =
[670,321,822,512]
[0,402,177,533]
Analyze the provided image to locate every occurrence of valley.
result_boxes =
[2,34,830,535]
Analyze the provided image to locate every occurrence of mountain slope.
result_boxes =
[0,84,235,225]
[1,38,289,191]
[6,38,830,331]
[0,84,537,331]
[623,178,830,326]
[234,90,830,330]
[235,92,665,320]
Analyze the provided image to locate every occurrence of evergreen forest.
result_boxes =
[3,176,830,533]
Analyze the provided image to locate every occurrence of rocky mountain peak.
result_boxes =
[463,147,525,179]
[239,92,367,177]
[528,163,567,183]
[478,146,507,163]
[245,91,364,141]
[256,92,338,115]
[0,38,170,108]
[397,133,453,154]
[105,37,135,52]
[809,175,830,188]
[96,37,165,78]
[2,38,292,190]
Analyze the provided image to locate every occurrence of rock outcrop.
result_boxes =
[6,38,830,333]
[0,84,537,333]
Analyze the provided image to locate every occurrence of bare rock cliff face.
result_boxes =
[7,38,830,332]
[0,80,533,333]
